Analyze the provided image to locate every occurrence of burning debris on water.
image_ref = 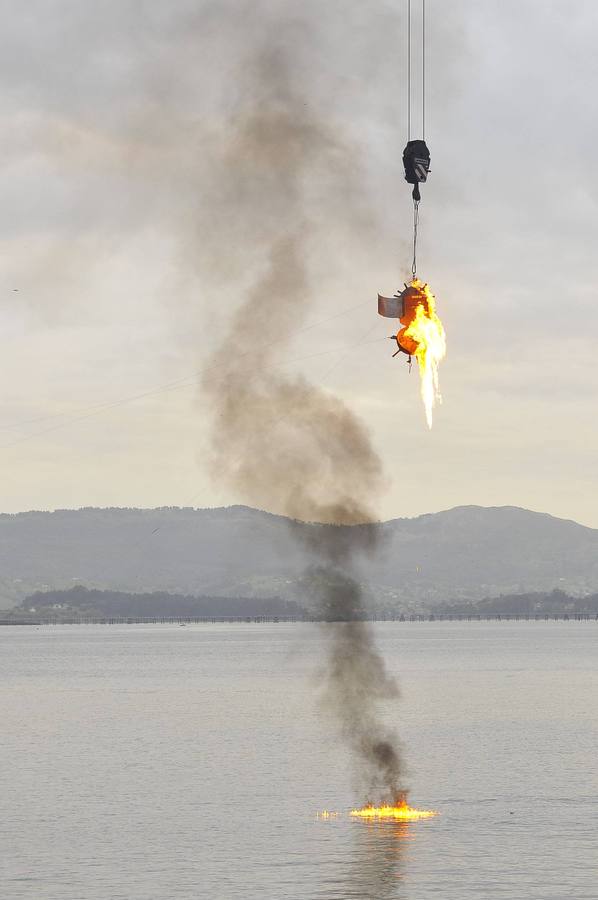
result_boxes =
[317,799,437,822]
[350,797,438,821]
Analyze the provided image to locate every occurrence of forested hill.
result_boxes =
[17,586,304,620]
[10,585,598,622]
[1,504,598,610]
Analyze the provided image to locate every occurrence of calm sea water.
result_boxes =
[1,621,597,899]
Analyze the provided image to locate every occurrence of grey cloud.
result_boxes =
[0,0,596,531]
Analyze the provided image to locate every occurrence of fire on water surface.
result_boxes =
[317,799,438,821]
[350,798,438,821]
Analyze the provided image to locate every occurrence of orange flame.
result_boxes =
[350,797,438,821]
[399,279,446,429]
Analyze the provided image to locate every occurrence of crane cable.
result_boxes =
[408,0,426,280]
[412,198,419,280]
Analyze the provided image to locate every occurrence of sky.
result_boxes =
[1,0,597,526]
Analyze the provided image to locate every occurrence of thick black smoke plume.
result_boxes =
[201,38,404,803]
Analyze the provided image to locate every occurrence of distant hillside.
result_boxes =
[372,505,598,606]
[432,589,598,618]
[15,585,305,621]
[9,585,598,624]
[1,504,598,610]
[9,585,598,622]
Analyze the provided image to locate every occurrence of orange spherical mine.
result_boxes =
[396,328,419,356]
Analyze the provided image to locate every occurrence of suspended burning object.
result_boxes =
[350,797,438,821]
[378,280,446,429]
[377,0,446,428]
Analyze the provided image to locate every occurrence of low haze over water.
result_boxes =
[2,622,597,899]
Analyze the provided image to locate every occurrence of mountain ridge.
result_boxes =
[2,502,594,529]
[1,504,597,609]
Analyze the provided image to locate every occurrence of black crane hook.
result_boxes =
[403,139,430,197]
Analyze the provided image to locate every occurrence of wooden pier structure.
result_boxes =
[1,612,597,626]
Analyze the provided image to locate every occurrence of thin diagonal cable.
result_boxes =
[0,334,387,451]
[227,323,384,463]
[319,322,382,385]
[0,298,374,435]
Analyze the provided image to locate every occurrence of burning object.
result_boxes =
[350,796,438,821]
[376,5,446,429]
[378,279,446,428]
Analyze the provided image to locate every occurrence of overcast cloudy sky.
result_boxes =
[1,0,597,526]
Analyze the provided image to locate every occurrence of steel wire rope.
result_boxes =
[412,199,419,280]
[407,0,425,139]
[407,0,411,141]
[422,0,426,141]
[408,0,425,280]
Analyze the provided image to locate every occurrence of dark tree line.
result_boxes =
[433,589,598,617]
[20,585,306,618]
[14,585,598,622]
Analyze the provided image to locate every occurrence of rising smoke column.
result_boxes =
[200,43,404,804]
